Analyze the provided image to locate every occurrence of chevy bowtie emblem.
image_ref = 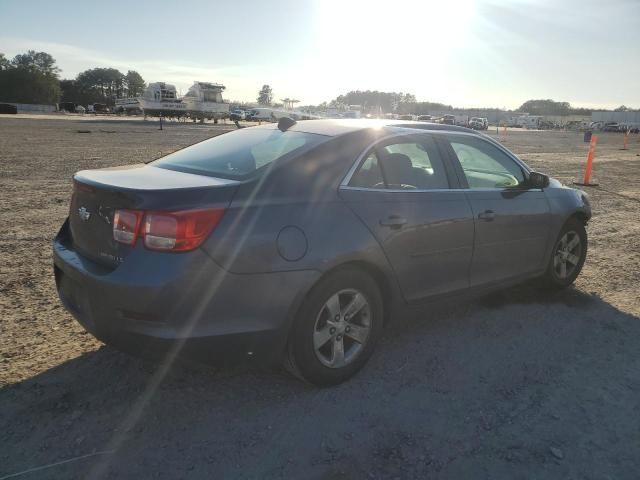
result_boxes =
[78,206,91,221]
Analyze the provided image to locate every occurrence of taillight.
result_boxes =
[113,208,224,252]
[144,213,178,250]
[113,209,143,245]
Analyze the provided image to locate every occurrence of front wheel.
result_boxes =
[285,267,383,386]
[542,218,587,289]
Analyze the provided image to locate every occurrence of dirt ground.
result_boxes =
[1,115,639,479]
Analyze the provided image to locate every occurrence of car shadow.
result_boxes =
[2,285,640,480]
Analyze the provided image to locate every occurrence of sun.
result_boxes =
[314,0,475,48]
[309,0,477,91]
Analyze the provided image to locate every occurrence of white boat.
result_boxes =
[182,81,229,121]
[137,82,188,117]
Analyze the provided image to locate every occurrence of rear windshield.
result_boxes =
[152,128,327,179]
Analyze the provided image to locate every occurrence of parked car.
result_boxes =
[417,115,432,122]
[244,109,258,121]
[88,103,109,114]
[54,119,591,385]
[443,114,455,125]
[58,102,76,113]
[618,124,639,133]
[469,117,488,130]
[602,122,620,132]
[454,115,470,127]
[230,109,246,121]
[538,119,558,130]
[0,103,18,114]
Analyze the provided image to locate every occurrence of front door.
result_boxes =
[339,133,474,302]
[439,134,551,287]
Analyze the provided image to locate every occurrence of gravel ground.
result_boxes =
[1,116,639,479]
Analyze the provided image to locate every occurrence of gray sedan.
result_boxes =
[53,119,590,385]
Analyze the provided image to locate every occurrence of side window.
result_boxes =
[379,140,449,189]
[448,137,525,189]
[349,151,385,189]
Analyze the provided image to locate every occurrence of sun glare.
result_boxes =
[315,0,475,51]
[307,0,477,101]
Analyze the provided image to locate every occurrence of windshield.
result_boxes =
[152,128,327,179]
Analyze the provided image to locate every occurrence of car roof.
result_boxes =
[254,118,477,137]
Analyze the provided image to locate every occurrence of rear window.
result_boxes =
[152,128,326,179]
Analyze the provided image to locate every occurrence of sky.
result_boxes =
[1,0,639,109]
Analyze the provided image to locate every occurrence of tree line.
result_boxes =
[323,92,616,116]
[0,50,146,107]
[517,99,593,116]
[0,51,61,104]
[61,69,145,106]
[329,90,419,113]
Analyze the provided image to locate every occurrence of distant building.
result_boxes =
[592,111,640,128]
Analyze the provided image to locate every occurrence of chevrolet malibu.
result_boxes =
[54,119,591,385]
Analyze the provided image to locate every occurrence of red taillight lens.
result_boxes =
[143,208,225,252]
[113,209,143,245]
[113,208,224,252]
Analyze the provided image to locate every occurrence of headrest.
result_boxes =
[381,153,412,170]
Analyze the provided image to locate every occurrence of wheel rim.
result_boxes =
[553,230,582,279]
[313,289,372,369]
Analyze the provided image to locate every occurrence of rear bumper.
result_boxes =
[53,220,319,363]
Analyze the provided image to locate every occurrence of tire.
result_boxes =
[541,218,587,289]
[285,267,384,386]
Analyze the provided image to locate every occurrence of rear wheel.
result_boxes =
[542,218,587,289]
[286,267,383,386]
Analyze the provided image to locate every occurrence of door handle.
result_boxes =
[478,210,495,221]
[379,216,407,229]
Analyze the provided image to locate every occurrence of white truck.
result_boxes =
[469,117,489,130]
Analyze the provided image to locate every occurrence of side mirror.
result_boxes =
[528,171,550,188]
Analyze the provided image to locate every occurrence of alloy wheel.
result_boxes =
[553,230,582,279]
[313,289,372,368]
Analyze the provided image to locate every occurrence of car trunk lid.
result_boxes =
[69,164,238,268]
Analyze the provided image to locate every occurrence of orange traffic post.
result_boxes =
[623,131,629,150]
[574,135,599,186]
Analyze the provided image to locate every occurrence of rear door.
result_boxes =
[339,133,474,303]
[438,134,551,287]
